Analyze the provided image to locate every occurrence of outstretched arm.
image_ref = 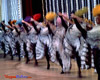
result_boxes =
[1,23,6,33]
[71,14,95,26]
[47,21,56,32]
[58,12,74,24]
[22,20,31,27]
[71,14,83,22]
[31,18,39,25]
[22,23,29,33]
[73,18,87,39]
[59,15,68,31]
[46,23,54,35]
[12,24,20,35]
[31,18,46,27]
[1,22,14,30]
[31,21,40,34]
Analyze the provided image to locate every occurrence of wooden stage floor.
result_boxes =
[0,54,97,80]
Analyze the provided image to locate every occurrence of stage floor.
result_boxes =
[0,54,97,80]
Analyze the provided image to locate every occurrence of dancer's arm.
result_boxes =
[22,20,31,27]
[58,12,74,24]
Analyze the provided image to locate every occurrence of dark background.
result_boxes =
[22,0,45,21]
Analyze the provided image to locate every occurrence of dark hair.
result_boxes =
[1,23,6,33]
[8,19,12,26]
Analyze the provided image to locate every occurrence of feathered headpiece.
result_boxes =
[11,20,17,25]
[16,18,23,25]
[75,7,88,17]
[93,4,100,17]
[45,12,57,21]
[24,16,32,23]
[33,13,41,21]
[84,18,94,25]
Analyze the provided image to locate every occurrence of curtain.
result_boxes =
[2,0,22,24]
[22,0,33,18]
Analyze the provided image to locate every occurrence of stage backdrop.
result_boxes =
[1,0,100,24]
[1,0,22,24]
[43,0,100,24]
[22,0,43,21]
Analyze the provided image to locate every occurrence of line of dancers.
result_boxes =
[0,4,100,80]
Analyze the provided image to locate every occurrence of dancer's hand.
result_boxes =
[30,18,35,22]
[71,14,77,18]
[22,20,25,23]
[58,12,62,16]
